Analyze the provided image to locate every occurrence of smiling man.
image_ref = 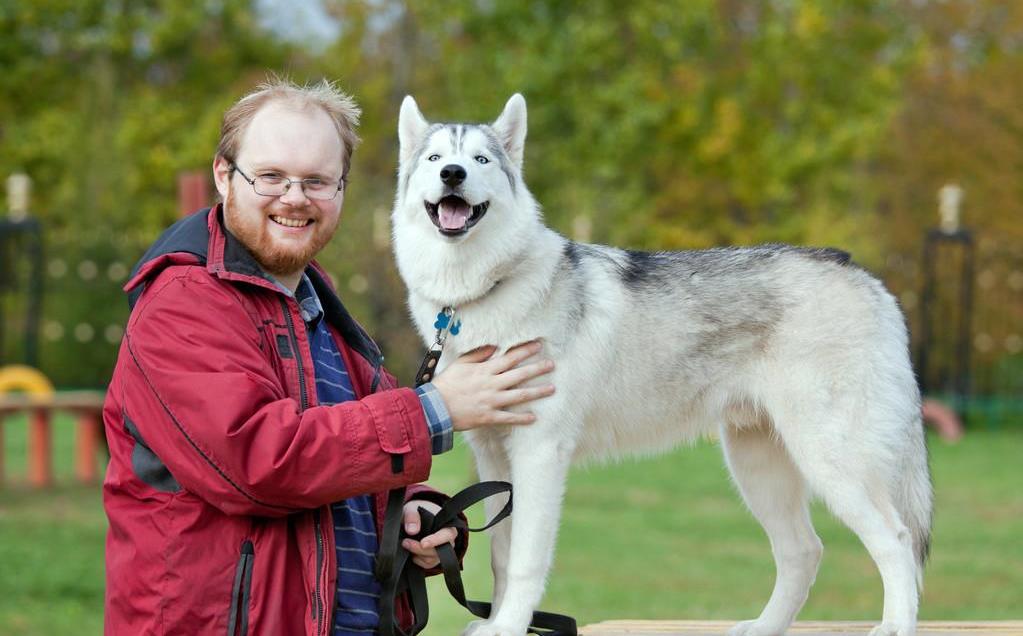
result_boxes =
[102,78,555,635]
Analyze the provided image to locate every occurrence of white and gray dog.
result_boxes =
[392,94,932,636]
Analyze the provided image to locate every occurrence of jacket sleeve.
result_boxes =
[121,268,433,517]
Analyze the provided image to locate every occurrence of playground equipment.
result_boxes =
[916,184,975,420]
[0,174,43,367]
[0,174,105,488]
[0,364,104,488]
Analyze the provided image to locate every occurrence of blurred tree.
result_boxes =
[2,0,1015,387]
[870,0,1023,407]
[874,0,1023,248]
[303,0,926,377]
[0,0,300,385]
[341,0,919,260]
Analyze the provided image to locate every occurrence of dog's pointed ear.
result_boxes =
[399,96,429,164]
[492,93,527,168]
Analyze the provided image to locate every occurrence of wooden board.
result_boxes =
[580,621,1023,635]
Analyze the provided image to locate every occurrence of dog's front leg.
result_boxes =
[464,432,575,636]
[466,432,514,615]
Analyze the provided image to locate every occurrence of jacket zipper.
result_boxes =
[281,296,322,631]
[279,297,308,411]
[314,514,325,635]
[228,540,255,636]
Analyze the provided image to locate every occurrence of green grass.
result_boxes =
[1,415,1020,635]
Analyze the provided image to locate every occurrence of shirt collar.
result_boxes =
[269,272,324,327]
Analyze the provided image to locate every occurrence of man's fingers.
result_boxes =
[488,340,544,373]
[491,410,538,426]
[493,385,556,409]
[412,555,440,569]
[419,527,458,549]
[497,359,555,389]
[458,345,498,363]
[401,525,457,569]
[402,507,421,535]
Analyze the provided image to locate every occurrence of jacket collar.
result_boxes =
[125,205,382,365]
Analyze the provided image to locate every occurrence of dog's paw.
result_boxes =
[727,619,786,636]
[461,619,525,636]
[868,623,915,636]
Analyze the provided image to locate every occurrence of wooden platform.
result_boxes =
[580,621,1023,635]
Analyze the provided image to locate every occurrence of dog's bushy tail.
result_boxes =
[893,412,934,590]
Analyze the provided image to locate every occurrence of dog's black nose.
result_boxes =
[440,164,467,187]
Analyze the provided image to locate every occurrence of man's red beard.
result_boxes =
[223,189,339,279]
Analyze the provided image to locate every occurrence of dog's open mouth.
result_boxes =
[424,196,489,236]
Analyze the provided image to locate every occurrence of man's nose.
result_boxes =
[440,164,466,187]
[280,180,310,204]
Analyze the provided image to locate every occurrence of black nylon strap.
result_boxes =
[376,481,577,636]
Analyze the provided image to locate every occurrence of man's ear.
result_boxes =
[491,94,527,168]
[399,96,430,165]
[213,155,232,200]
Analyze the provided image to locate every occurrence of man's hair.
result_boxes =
[216,76,362,178]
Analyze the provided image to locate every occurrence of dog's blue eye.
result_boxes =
[474,155,489,164]
[427,154,440,161]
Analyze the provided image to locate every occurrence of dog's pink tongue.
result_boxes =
[439,200,471,230]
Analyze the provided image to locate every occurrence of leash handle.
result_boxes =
[376,481,577,636]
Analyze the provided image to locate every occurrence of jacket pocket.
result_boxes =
[227,540,255,636]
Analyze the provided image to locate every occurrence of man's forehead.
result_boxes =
[238,100,343,167]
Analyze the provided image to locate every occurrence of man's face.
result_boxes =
[214,101,345,280]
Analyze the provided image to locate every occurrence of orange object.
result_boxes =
[0,414,5,487]
[921,398,964,443]
[76,411,102,483]
[29,407,53,487]
[178,171,210,217]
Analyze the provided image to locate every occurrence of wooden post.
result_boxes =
[178,171,210,218]
[0,413,5,487]
[76,411,101,483]
[28,407,52,488]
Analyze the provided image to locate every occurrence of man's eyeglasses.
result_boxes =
[230,164,345,201]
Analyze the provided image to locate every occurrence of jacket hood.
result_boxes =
[125,205,383,365]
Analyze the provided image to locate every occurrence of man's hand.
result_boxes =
[401,500,458,569]
[430,340,555,431]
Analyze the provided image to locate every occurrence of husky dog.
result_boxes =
[391,94,932,636]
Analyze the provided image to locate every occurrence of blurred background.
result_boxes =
[0,1,1020,634]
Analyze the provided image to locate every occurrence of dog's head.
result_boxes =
[395,94,534,243]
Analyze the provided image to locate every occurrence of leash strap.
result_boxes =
[376,480,577,636]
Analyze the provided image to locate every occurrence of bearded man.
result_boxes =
[102,78,554,635]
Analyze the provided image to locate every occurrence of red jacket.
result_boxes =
[104,206,442,635]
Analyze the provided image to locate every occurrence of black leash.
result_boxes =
[376,315,577,635]
[375,480,577,636]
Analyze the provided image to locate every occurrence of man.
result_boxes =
[102,78,555,635]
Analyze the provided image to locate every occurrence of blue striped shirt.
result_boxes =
[290,275,452,635]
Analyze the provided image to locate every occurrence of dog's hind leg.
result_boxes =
[722,422,823,636]
[781,420,919,636]
[463,434,574,636]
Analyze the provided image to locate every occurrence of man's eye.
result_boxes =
[304,178,326,187]
[259,174,285,184]
[474,155,490,164]
[427,154,440,161]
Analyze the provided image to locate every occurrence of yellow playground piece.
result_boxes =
[0,364,55,399]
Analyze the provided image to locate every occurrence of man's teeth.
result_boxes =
[271,216,311,228]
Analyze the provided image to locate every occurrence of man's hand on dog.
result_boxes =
[431,340,555,431]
